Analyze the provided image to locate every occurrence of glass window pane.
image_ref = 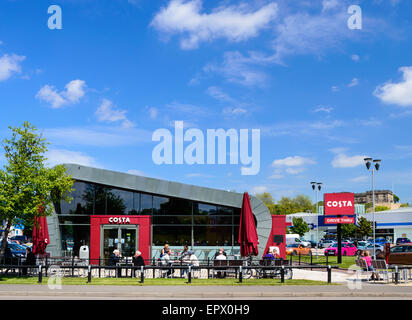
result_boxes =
[153,196,169,215]
[58,181,94,215]
[218,206,233,215]
[140,193,152,215]
[132,193,140,214]
[106,188,134,215]
[153,226,191,246]
[193,226,232,246]
[193,216,232,225]
[60,225,90,256]
[194,203,218,215]
[59,216,90,224]
[94,185,107,215]
[152,216,192,225]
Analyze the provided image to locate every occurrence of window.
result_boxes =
[60,225,90,256]
[140,193,152,215]
[193,226,232,246]
[58,181,94,215]
[106,188,134,215]
[194,203,218,215]
[152,226,191,246]
[153,196,169,215]
[391,246,405,253]
[152,216,192,225]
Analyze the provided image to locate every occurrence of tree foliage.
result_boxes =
[356,217,373,238]
[0,122,74,257]
[290,217,310,237]
[255,192,315,215]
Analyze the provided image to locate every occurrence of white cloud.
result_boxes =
[272,156,316,167]
[206,86,234,102]
[0,54,25,81]
[151,0,278,49]
[313,105,333,113]
[374,66,412,107]
[95,99,135,128]
[331,151,366,168]
[251,186,268,195]
[322,0,340,12]
[36,79,86,109]
[127,169,145,176]
[351,175,369,183]
[45,149,99,167]
[147,107,158,119]
[204,51,268,86]
[351,54,360,62]
[63,80,86,103]
[348,77,359,88]
[331,86,339,92]
[44,126,152,147]
[223,107,247,117]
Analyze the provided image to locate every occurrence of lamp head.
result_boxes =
[317,183,322,191]
[373,159,381,171]
[311,182,316,190]
[364,158,372,170]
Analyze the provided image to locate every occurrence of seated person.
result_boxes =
[214,251,227,278]
[214,247,227,259]
[263,249,276,261]
[362,251,380,281]
[108,249,121,266]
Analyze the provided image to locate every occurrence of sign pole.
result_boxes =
[337,222,342,264]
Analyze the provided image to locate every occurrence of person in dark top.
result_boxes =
[132,250,145,266]
[22,247,36,275]
[108,249,121,266]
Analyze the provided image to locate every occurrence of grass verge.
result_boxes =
[0,277,338,286]
[289,255,358,269]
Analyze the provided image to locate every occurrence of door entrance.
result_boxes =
[101,225,139,264]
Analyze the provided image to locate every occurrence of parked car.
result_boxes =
[319,239,335,249]
[286,244,312,256]
[10,235,28,243]
[308,240,318,248]
[324,242,357,256]
[355,241,369,252]
[396,238,411,245]
[357,243,384,256]
[385,244,412,265]
[7,242,26,258]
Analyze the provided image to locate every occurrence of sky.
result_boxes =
[1,0,412,204]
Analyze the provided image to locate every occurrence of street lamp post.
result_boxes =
[364,158,381,258]
[311,182,322,259]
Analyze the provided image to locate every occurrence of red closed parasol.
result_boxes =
[32,210,50,256]
[238,192,259,257]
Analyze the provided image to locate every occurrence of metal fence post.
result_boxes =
[326,254,329,266]
[327,265,331,284]
[281,266,285,283]
[71,255,74,277]
[38,265,42,283]
[395,266,399,284]
[98,256,101,278]
[239,266,243,283]
[140,266,144,283]
[188,266,192,284]
[87,265,91,283]
[299,252,301,265]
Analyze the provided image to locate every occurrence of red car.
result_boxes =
[324,242,357,256]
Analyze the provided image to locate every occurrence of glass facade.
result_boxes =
[56,181,241,256]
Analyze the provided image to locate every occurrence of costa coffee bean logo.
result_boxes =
[324,193,355,216]
[108,217,130,224]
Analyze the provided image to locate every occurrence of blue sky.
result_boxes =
[1,0,412,203]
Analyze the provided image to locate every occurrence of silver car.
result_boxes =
[358,243,384,256]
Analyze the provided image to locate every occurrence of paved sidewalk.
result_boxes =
[0,283,411,299]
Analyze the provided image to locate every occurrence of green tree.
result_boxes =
[393,194,400,203]
[0,122,74,258]
[356,217,372,239]
[290,217,310,237]
[255,192,275,206]
[341,223,356,238]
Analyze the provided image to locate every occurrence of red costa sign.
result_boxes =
[324,216,355,224]
[324,192,355,216]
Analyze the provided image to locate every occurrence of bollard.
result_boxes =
[395,266,399,284]
[239,266,243,283]
[188,266,192,284]
[140,266,144,283]
[87,265,91,283]
[281,266,285,283]
[327,265,332,284]
[326,254,329,266]
[38,265,42,283]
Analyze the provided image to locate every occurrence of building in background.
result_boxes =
[46,164,272,263]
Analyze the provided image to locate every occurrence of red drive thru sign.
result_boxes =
[324,192,355,224]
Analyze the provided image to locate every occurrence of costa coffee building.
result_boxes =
[46,164,276,264]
